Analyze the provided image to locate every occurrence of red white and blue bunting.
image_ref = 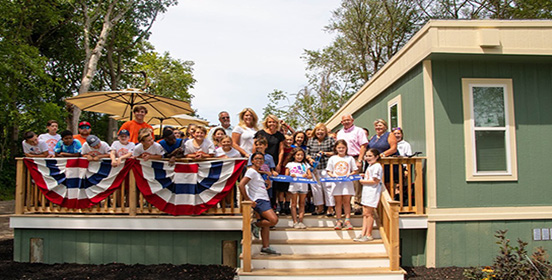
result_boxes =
[23,158,246,215]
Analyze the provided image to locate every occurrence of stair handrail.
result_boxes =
[377,188,400,271]
[241,201,253,272]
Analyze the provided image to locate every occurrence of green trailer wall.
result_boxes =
[435,219,552,267]
[354,64,426,155]
[431,55,552,208]
[14,229,241,265]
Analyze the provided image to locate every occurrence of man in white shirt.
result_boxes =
[208,111,233,138]
[22,131,50,157]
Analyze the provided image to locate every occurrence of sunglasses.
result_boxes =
[220,117,230,120]
[392,127,402,131]
[79,126,91,129]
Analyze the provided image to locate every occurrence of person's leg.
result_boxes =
[290,193,298,224]
[365,206,375,237]
[259,209,279,248]
[361,206,369,236]
[343,195,352,220]
[298,193,307,223]
[310,178,324,214]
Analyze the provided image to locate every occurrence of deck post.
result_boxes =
[389,200,400,271]
[241,201,252,272]
[415,159,424,214]
[128,171,137,216]
[15,159,25,214]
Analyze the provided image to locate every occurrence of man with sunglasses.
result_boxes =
[74,121,92,145]
[208,111,233,138]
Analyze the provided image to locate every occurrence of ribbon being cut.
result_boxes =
[23,158,246,215]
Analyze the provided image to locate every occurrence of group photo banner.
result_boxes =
[23,158,246,215]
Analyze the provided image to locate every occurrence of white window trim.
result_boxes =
[462,78,518,181]
[387,95,402,129]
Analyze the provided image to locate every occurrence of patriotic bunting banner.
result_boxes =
[320,175,363,182]
[23,158,133,209]
[132,158,246,215]
[269,175,317,184]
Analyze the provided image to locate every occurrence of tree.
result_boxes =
[69,0,178,133]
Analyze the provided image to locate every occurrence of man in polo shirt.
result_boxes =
[336,114,368,214]
[208,111,233,139]
[74,121,92,145]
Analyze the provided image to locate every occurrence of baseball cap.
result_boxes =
[79,121,91,128]
[86,135,101,147]
[118,129,130,136]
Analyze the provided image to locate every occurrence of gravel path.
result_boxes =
[0,200,14,240]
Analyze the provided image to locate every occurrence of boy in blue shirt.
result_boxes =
[54,130,82,157]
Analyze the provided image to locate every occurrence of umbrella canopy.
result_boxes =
[113,113,208,127]
[65,88,193,120]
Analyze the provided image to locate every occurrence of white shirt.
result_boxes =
[326,155,358,176]
[110,141,136,158]
[38,133,61,155]
[208,124,234,139]
[244,168,270,201]
[184,139,215,155]
[232,125,257,155]
[215,147,241,158]
[397,140,412,157]
[133,142,165,156]
[81,141,111,156]
[22,140,49,155]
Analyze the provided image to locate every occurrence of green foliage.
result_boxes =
[463,230,552,280]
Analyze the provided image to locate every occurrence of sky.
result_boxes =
[148,0,341,126]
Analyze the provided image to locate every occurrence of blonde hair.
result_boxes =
[312,123,328,140]
[373,119,388,129]
[194,125,208,134]
[138,128,152,142]
[238,108,259,130]
[262,114,281,131]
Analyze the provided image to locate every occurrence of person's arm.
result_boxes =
[60,152,80,157]
[305,168,313,179]
[383,132,398,157]
[356,143,368,168]
[237,175,256,208]
[276,141,284,173]
[232,132,249,157]
[359,174,380,185]
[25,151,48,157]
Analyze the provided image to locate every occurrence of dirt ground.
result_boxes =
[0,200,465,279]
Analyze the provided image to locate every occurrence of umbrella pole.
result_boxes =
[159,120,163,139]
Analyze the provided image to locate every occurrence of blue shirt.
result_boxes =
[54,139,82,154]
[159,138,183,157]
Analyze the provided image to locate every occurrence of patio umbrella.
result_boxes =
[65,88,194,120]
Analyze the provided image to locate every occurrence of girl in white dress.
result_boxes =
[285,148,312,229]
[355,148,383,242]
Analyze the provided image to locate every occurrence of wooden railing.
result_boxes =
[380,157,425,214]
[377,188,401,271]
[241,201,253,272]
[14,158,241,216]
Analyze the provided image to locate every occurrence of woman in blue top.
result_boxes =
[368,119,398,183]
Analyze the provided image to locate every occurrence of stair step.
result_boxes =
[249,252,388,260]
[276,216,370,228]
[251,238,386,255]
[270,227,381,240]
[238,267,406,280]
[253,238,383,244]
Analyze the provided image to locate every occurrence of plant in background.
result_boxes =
[464,230,551,280]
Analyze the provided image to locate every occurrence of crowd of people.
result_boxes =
[22,106,414,256]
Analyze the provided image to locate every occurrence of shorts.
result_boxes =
[253,199,272,214]
[289,183,308,194]
[331,181,355,196]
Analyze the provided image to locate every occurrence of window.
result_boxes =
[462,79,517,181]
[388,95,402,130]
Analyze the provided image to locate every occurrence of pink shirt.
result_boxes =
[337,125,368,156]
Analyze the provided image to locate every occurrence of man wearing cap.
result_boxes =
[207,111,233,139]
[81,135,111,161]
[118,105,154,144]
[74,121,92,145]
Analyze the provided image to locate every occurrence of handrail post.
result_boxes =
[15,159,25,214]
[415,159,424,214]
[128,171,137,216]
[241,201,252,272]
[389,200,400,271]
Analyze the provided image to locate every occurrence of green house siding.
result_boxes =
[354,64,426,154]
[14,229,241,265]
[435,220,552,268]
[400,229,426,267]
[431,56,552,208]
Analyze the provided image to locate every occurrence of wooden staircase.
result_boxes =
[238,215,405,279]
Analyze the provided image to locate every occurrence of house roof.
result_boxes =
[326,20,552,129]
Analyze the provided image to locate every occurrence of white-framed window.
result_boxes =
[388,95,402,130]
[462,78,518,181]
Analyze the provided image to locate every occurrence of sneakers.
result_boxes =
[344,219,354,230]
[293,222,307,229]
[260,246,281,255]
[334,220,342,230]
[353,235,374,242]
[251,221,260,239]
